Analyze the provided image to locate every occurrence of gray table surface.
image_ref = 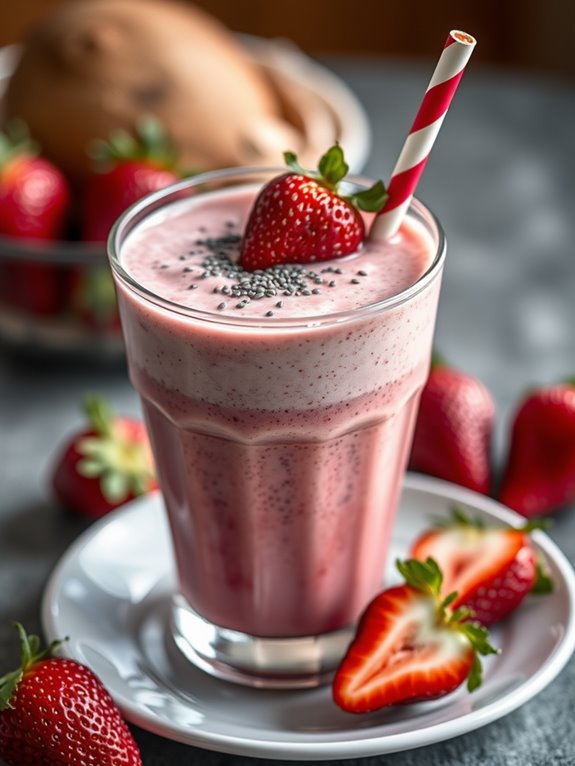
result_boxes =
[1,56,575,765]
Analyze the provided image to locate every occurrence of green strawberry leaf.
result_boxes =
[458,622,498,657]
[0,120,38,169]
[467,653,483,692]
[532,556,554,594]
[84,396,114,437]
[396,557,443,598]
[318,144,349,188]
[102,471,131,504]
[0,668,22,711]
[89,115,179,171]
[348,180,388,213]
[0,624,65,710]
[458,621,499,692]
[283,151,307,176]
[432,504,486,530]
[77,458,106,478]
[520,518,551,533]
[283,145,387,211]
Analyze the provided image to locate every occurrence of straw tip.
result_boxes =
[450,30,477,47]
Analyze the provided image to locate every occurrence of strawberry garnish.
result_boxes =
[499,383,575,517]
[51,395,157,519]
[410,506,553,626]
[333,558,497,713]
[239,144,387,271]
[82,117,181,242]
[409,356,495,494]
[0,623,142,765]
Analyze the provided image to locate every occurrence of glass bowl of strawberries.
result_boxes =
[0,117,183,360]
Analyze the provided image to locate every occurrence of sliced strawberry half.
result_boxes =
[410,506,553,626]
[239,144,387,271]
[333,558,497,713]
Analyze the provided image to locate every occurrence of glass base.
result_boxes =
[170,595,355,689]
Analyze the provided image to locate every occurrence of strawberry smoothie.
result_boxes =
[110,168,445,683]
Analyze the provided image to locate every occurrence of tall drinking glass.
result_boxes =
[108,168,445,688]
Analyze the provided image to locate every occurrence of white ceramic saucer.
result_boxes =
[41,474,575,760]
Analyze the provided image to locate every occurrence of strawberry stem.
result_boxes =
[532,556,554,594]
[0,623,64,711]
[283,145,388,213]
[0,120,38,170]
[396,558,498,692]
[84,395,114,437]
[89,115,180,172]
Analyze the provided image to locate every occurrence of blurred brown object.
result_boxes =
[0,0,574,76]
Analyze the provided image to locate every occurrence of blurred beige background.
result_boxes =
[0,0,574,77]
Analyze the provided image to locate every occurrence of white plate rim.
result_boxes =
[41,474,575,760]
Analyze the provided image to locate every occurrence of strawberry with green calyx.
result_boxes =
[0,623,142,765]
[0,121,71,241]
[0,121,71,315]
[82,116,181,242]
[51,395,158,519]
[239,144,387,271]
[68,265,121,331]
[332,558,497,713]
[410,505,553,626]
[409,354,495,494]
[499,382,575,517]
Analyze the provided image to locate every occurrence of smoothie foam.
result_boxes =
[116,183,443,637]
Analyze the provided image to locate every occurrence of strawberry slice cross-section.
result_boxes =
[410,506,553,626]
[333,558,497,713]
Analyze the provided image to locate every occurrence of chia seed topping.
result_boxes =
[181,232,360,314]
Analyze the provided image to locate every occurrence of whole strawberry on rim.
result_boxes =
[239,144,387,271]
[0,623,142,765]
[410,505,553,626]
[499,382,575,517]
[333,558,497,713]
[82,116,182,243]
[51,395,157,519]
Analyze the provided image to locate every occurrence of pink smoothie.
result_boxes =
[116,184,443,637]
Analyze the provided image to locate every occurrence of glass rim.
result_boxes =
[107,166,446,330]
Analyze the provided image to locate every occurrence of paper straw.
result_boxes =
[370,30,476,241]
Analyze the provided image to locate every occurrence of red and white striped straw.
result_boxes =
[370,30,476,241]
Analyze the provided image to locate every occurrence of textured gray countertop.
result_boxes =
[1,56,575,765]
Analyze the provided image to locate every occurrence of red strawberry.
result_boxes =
[82,117,180,242]
[239,144,387,271]
[499,383,575,517]
[410,506,553,626]
[52,395,158,519]
[0,623,142,765]
[333,558,497,713]
[409,357,495,494]
[67,264,121,332]
[0,123,71,315]
[0,123,70,240]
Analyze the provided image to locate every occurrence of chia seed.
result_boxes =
[186,232,370,313]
